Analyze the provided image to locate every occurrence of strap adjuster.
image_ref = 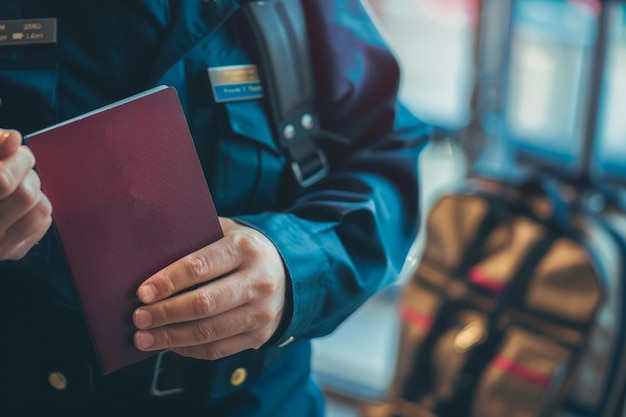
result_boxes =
[289,144,329,188]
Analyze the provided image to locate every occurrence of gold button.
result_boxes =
[230,367,247,387]
[48,371,68,391]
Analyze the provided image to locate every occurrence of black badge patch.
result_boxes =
[0,18,57,46]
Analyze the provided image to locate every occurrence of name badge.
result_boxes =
[0,18,57,46]
[208,64,264,103]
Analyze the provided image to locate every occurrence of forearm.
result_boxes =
[236,112,429,342]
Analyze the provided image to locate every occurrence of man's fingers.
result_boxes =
[134,306,268,352]
[0,198,52,260]
[0,129,22,158]
[133,271,252,329]
[169,333,262,361]
[136,237,241,304]
[0,146,36,199]
[0,170,44,231]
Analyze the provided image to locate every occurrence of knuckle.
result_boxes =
[7,176,41,212]
[18,187,39,210]
[182,253,211,281]
[251,272,278,295]
[231,232,260,256]
[256,307,274,324]
[191,291,216,317]
[155,303,172,325]
[192,321,218,345]
[248,306,273,325]
[160,331,174,348]
[152,269,178,295]
[153,276,174,296]
[0,169,14,198]
[0,149,35,198]
[19,147,35,169]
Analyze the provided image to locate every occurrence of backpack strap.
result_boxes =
[240,0,333,188]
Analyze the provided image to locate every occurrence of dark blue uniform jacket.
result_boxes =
[0,0,429,416]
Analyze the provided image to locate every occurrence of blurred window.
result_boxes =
[504,0,598,175]
[366,0,477,130]
[593,3,626,184]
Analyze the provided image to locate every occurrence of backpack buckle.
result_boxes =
[290,147,329,188]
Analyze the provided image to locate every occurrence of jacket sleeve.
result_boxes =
[235,0,431,343]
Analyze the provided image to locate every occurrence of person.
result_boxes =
[0,0,430,416]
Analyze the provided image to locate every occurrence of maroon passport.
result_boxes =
[26,86,223,374]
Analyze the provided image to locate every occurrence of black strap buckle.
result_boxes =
[291,147,328,188]
[242,1,331,189]
[285,132,329,188]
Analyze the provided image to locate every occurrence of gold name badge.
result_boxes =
[208,65,264,103]
[0,18,57,46]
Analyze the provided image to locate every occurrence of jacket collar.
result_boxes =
[148,0,239,85]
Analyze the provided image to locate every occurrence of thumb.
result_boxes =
[0,129,22,158]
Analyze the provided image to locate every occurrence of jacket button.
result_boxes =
[48,371,68,391]
[230,367,247,387]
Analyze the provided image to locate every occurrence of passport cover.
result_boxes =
[26,86,223,374]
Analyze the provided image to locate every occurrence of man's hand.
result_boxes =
[133,217,287,360]
[0,129,52,260]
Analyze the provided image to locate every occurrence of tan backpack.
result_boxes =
[362,176,626,417]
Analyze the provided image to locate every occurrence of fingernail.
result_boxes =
[0,130,9,145]
[134,309,153,329]
[135,331,155,350]
[137,284,157,303]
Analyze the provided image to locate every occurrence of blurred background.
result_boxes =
[312,2,475,415]
[311,0,626,416]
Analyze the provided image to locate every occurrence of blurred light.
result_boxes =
[568,0,601,16]
[413,0,479,26]
[369,0,476,129]
[510,43,556,133]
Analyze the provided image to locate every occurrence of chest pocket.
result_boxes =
[192,19,287,215]
[0,43,58,135]
[211,98,285,215]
